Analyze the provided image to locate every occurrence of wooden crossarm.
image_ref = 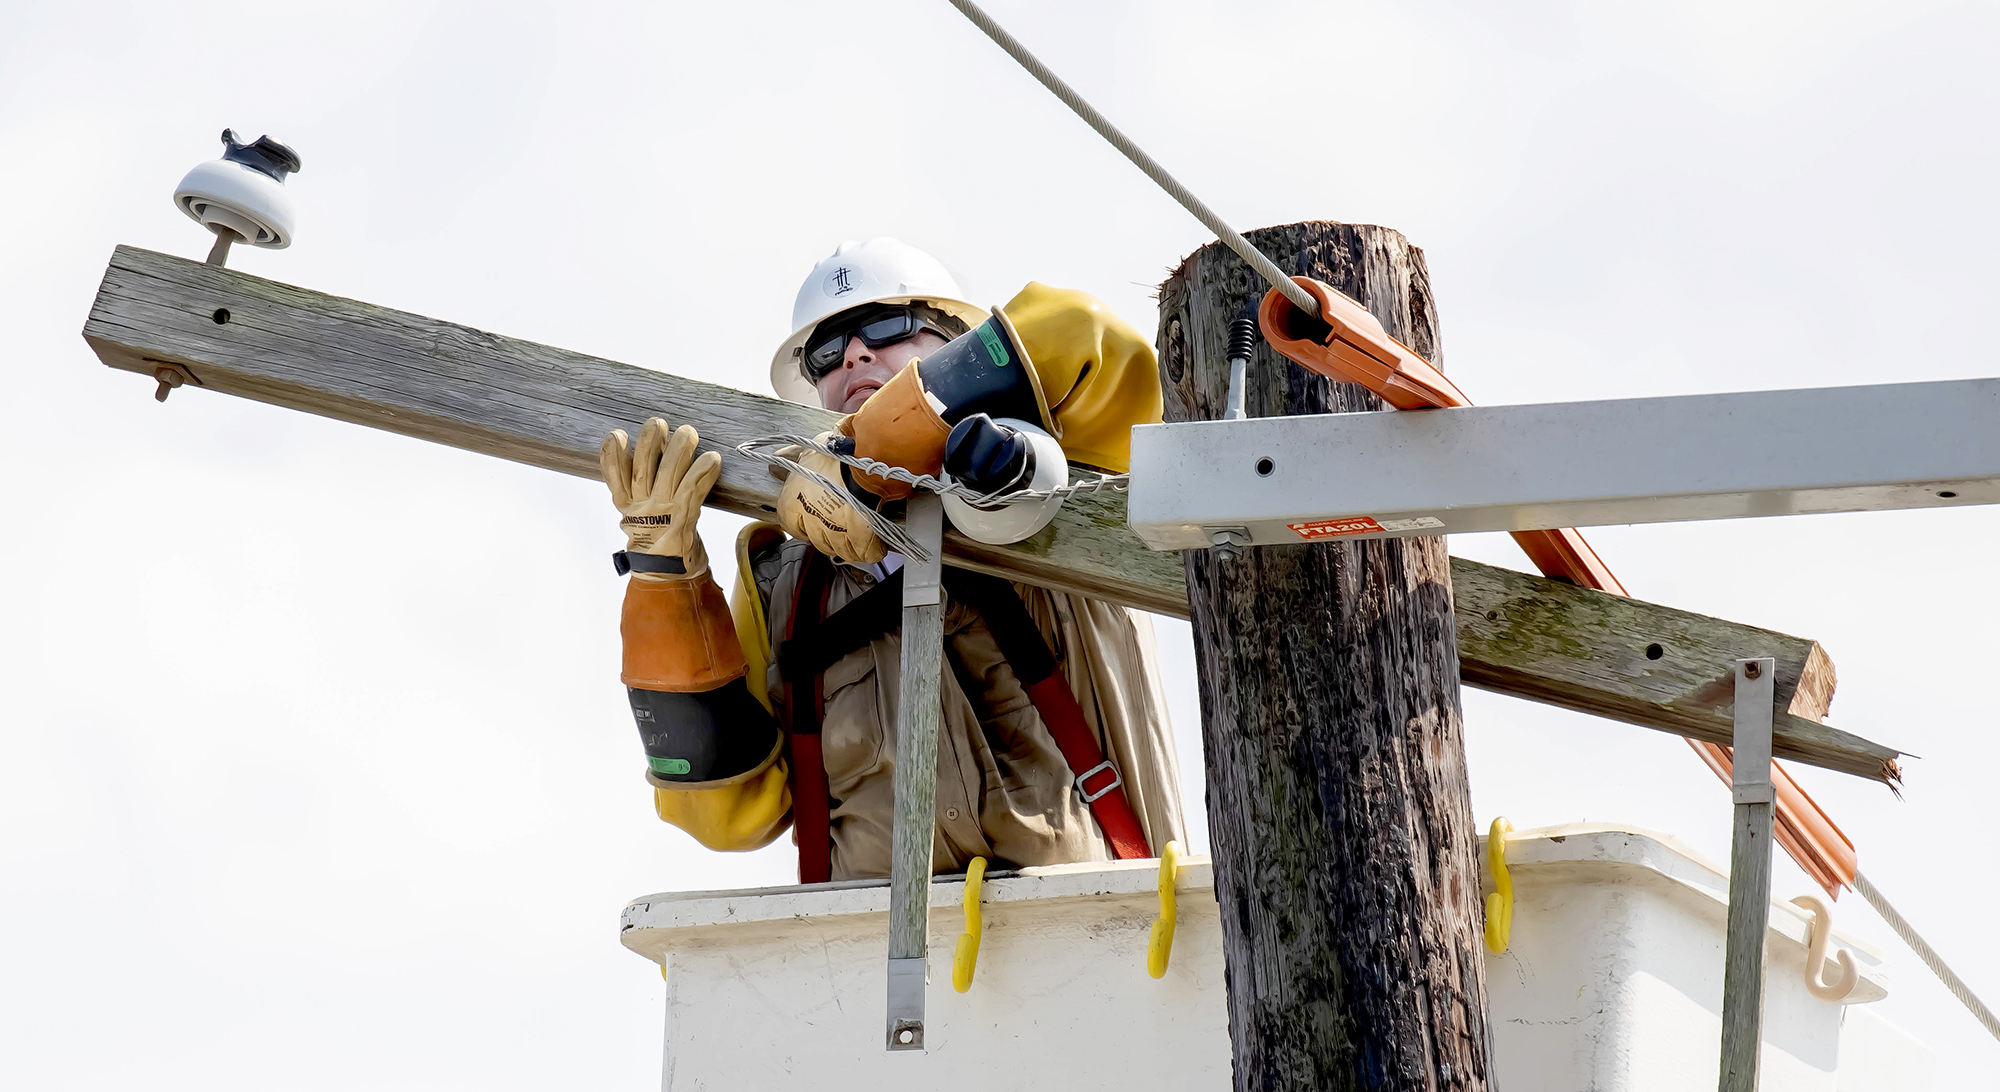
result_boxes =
[80,244,1902,785]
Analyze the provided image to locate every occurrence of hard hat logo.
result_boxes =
[772,238,987,406]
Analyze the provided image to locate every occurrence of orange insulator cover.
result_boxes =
[1257,276,1471,410]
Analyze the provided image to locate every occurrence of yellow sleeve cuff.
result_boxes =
[652,759,793,852]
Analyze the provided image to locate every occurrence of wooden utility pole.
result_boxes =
[1158,223,1490,1090]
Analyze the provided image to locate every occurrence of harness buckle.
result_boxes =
[1075,760,1123,805]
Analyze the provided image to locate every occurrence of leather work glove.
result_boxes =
[600,417,723,582]
[847,361,949,502]
[777,430,888,565]
[599,418,779,800]
[944,413,1032,496]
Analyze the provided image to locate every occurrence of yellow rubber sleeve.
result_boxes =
[1000,282,1163,473]
[729,523,786,715]
[652,760,792,852]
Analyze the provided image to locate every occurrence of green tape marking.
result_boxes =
[977,324,1011,367]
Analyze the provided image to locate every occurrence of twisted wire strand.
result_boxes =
[738,435,1128,505]
[735,435,1129,562]
[943,0,1317,317]
[740,440,927,558]
[1852,871,2000,1040]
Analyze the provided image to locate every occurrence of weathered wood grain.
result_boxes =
[1449,561,1883,778]
[81,245,1183,615]
[1719,658,1778,1092]
[1163,223,1489,1091]
[887,494,947,1049]
[1720,795,1775,1090]
[80,244,1902,783]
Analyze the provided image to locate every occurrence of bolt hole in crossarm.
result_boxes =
[1254,457,1274,477]
[211,308,230,324]
[1646,643,1665,661]
[1939,490,1958,498]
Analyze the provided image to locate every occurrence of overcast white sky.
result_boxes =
[5,0,1999,1087]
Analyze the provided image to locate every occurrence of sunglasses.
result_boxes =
[803,306,954,381]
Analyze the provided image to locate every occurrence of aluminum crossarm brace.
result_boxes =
[1127,377,2000,550]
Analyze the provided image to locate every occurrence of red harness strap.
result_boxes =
[781,550,836,884]
[780,557,1154,881]
[942,568,1153,860]
[1021,674,1153,860]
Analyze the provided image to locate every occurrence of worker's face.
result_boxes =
[814,330,948,415]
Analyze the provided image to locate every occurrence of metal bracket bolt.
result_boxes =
[1207,527,1251,563]
[150,361,201,403]
[1222,317,1259,421]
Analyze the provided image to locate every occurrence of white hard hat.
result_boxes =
[769,237,985,405]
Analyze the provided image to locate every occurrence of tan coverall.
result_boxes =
[640,283,1185,878]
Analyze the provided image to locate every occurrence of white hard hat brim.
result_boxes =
[768,293,989,405]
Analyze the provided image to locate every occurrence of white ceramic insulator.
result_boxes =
[173,158,296,249]
[942,419,1068,545]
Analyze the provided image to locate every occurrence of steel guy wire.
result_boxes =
[1852,871,2000,1041]
[943,0,1319,318]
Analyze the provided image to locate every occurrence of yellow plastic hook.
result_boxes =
[952,857,988,993]
[1147,841,1182,979]
[1789,894,1860,1002]
[1484,818,1514,954]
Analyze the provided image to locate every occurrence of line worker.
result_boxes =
[599,237,1185,882]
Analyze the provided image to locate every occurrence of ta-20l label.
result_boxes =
[1288,515,1445,540]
